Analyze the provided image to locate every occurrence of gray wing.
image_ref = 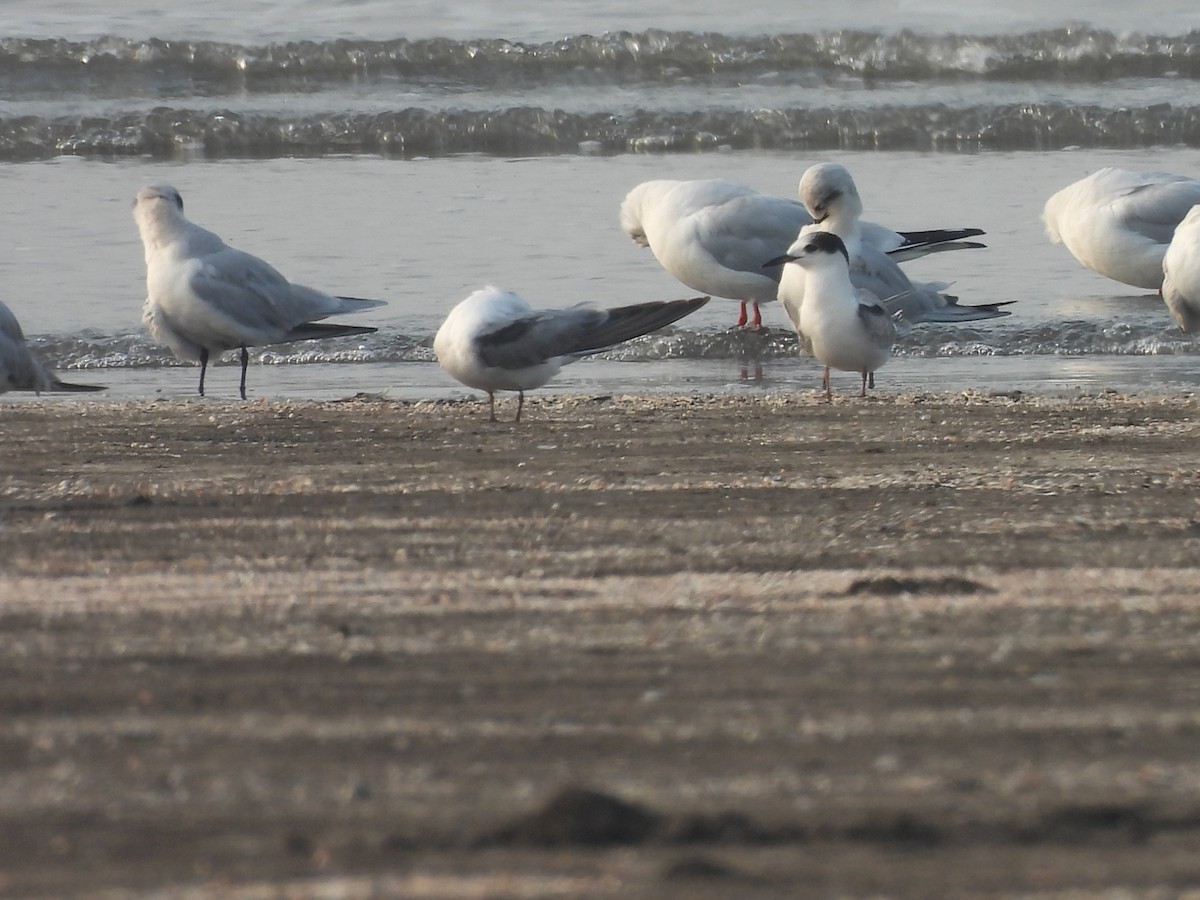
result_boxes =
[477,297,708,369]
[693,194,812,279]
[1113,181,1200,244]
[187,247,319,333]
[856,300,898,350]
[855,246,1013,324]
[850,245,915,298]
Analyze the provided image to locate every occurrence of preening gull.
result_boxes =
[1162,203,1200,333]
[1043,167,1200,291]
[621,172,1005,331]
[621,179,811,330]
[782,163,1010,329]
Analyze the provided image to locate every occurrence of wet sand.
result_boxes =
[3,391,1200,897]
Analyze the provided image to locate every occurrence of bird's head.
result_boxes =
[799,163,861,225]
[132,184,187,244]
[763,230,850,270]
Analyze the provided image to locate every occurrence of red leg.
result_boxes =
[735,300,748,328]
[750,302,762,329]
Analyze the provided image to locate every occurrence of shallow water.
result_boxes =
[2,2,1200,402]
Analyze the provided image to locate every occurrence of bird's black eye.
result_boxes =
[173,192,183,211]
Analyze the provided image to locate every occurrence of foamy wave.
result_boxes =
[4,101,1200,161]
[4,28,1200,159]
[27,321,1200,371]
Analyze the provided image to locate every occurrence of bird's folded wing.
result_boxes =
[189,251,306,333]
[1114,181,1200,243]
[477,298,707,369]
[856,301,897,349]
[694,196,811,274]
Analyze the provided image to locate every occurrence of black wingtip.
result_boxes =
[51,380,107,393]
[282,323,379,342]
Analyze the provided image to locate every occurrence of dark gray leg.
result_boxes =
[198,348,209,397]
[239,347,249,400]
[515,390,525,423]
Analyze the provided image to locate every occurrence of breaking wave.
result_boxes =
[4,29,1200,159]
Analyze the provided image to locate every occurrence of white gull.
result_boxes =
[778,162,1010,329]
[1162,202,1200,333]
[1043,166,1200,291]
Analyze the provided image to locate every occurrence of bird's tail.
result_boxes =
[334,296,389,311]
[889,297,1016,324]
[571,296,710,354]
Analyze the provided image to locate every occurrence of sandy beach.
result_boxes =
[3,391,1200,897]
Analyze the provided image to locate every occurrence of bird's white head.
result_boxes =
[620,180,674,247]
[799,163,863,226]
[132,183,187,247]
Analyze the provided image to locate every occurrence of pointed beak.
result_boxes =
[763,254,796,268]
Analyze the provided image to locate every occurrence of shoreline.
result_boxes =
[4,392,1200,896]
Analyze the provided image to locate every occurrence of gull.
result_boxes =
[1162,203,1200,333]
[1,300,106,394]
[433,286,708,422]
[133,184,386,399]
[800,162,988,261]
[784,162,1010,327]
[1043,167,1200,291]
[621,174,1005,331]
[620,179,811,329]
[767,231,896,399]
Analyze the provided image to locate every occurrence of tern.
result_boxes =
[434,286,707,421]
[133,184,386,399]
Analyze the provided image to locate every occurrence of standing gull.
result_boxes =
[785,162,1010,327]
[1162,203,1200,333]
[800,162,987,260]
[767,232,896,399]
[434,286,707,422]
[1,300,105,394]
[620,179,811,330]
[621,174,1004,331]
[1043,167,1200,291]
[133,184,386,399]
